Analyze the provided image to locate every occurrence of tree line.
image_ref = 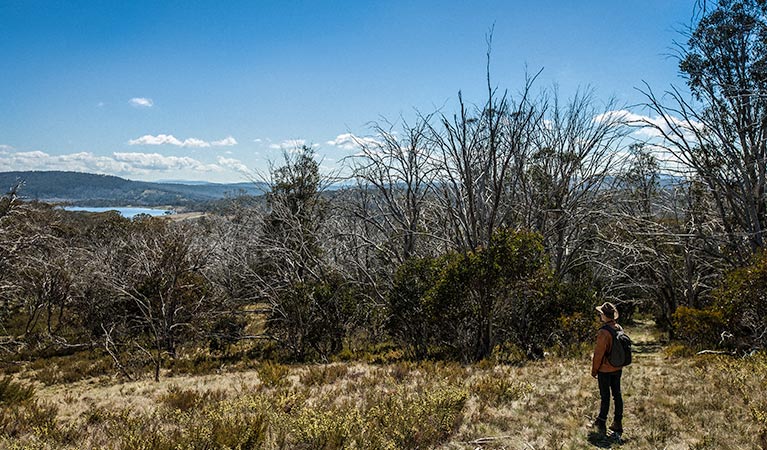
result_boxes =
[1,0,766,379]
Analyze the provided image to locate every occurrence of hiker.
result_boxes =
[591,302,623,435]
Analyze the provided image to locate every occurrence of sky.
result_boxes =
[0,0,701,183]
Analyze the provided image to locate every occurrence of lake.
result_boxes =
[62,206,173,218]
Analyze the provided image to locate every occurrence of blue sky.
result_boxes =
[0,0,699,183]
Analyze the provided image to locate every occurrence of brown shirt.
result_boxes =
[591,323,623,377]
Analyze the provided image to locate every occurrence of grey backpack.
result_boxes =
[601,325,632,367]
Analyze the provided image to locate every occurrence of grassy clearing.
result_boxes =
[0,322,765,449]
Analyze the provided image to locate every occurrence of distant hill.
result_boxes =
[0,171,268,207]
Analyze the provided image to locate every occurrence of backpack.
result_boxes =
[601,324,632,367]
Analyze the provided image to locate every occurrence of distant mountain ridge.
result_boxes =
[0,171,267,207]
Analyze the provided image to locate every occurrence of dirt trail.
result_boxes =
[626,318,665,357]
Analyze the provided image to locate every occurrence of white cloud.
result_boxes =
[113,152,219,171]
[0,150,132,174]
[269,139,307,150]
[128,134,238,148]
[0,149,228,176]
[216,156,249,173]
[181,138,211,148]
[592,110,632,125]
[212,136,238,147]
[594,109,705,140]
[129,134,184,146]
[326,133,380,150]
[129,97,154,108]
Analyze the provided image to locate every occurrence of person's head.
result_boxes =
[596,302,619,322]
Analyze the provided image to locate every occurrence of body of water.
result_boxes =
[62,206,173,218]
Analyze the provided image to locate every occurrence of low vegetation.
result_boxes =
[0,322,765,449]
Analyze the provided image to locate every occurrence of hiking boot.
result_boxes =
[609,422,623,434]
[592,419,607,434]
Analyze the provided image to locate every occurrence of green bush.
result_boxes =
[28,351,116,386]
[663,343,697,359]
[672,306,726,349]
[387,256,444,359]
[361,384,468,449]
[284,406,356,450]
[158,385,227,412]
[711,250,767,350]
[556,312,599,348]
[490,342,528,366]
[93,397,268,450]
[399,229,552,362]
[0,401,58,438]
[268,274,359,362]
[0,377,35,406]
[257,361,291,388]
[299,364,348,387]
[471,374,533,406]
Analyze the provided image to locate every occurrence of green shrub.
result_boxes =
[158,385,227,412]
[166,353,224,376]
[85,397,268,450]
[556,311,599,346]
[0,377,35,406]
[267,274,359,362]
[672,306,726,349]
[490,342,527,366]
[0,401,58,438]
[366,346,406,365]
[712,250,767,350]
[30,351,114,385]
[471,374,533,406]
[387,257,444,359]
[178,396,269,450]
[285,406,356,450]
[300,364,348,387]
[362,384,468,449]
[257,361,291,388]
[663,343,697,359]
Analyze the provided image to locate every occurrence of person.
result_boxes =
[591,302,623,435]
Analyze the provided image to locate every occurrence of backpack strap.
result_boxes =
[600,323,617,338]
[600,324,616,355]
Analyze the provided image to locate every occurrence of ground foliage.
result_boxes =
[0,323,765,449]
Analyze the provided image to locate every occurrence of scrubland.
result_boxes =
[0,322,765,450]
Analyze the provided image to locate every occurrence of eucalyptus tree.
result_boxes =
[244,145,361,361]
[642,0,767,259]
[262,145,328,283]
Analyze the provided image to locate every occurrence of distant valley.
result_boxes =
[0,171,268,208]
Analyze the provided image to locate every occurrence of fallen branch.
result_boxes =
[468,435,515,444]
[696,349,734,355]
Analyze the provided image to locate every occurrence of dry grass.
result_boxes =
[1,321,765,449]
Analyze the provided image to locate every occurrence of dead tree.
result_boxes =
[521,89,627,281]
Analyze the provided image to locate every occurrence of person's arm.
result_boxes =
[591,329,609,377]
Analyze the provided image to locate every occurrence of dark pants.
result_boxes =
[597,370,623,426]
